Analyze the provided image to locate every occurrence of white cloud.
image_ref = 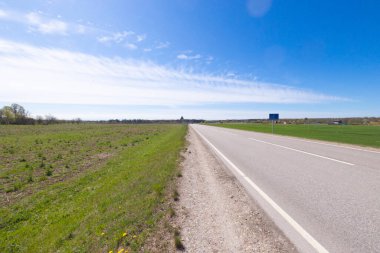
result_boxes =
[76,24,86,34]
[177,53,202,60]
[136,34,146,42]
[143,48,152,52]
[156,41,170,49]
[0,9,90,36]
[206,56,214,62]
[97,32,147,45]
[97,31,134,44]
[125,43,138,50]
[0,9,8,18]
[0,39,344,108]
[26,12,68,35]
[247,0,273,17]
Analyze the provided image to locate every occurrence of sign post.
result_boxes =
[269,113,279,134]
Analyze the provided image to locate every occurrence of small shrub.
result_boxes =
[174,230,184,250]
[27,174,34,183]
[12,181,23,192]
[46,168,53,176]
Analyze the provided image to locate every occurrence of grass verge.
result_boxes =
[210,123,380,148]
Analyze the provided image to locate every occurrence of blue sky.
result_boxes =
[0,0,379,120]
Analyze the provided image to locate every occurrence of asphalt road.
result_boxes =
[191,124,380,253]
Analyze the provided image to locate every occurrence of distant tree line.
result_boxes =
[103,118,205,124]
[0,104,34,124]
[0,104,205,125]
[0,104,62,125]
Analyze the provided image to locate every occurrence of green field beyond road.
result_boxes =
[211,123,380,148]
[0,124,187,252]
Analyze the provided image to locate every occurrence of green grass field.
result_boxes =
[0,124,187,252]
[211,123,380,148]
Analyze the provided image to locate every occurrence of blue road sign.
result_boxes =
[269,113,279,120]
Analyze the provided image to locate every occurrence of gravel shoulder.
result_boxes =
[174,126,297,252]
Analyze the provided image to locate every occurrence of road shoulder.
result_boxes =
[174,126,297,252]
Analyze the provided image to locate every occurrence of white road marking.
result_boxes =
[248,137,355,166]
[194,127,329,253]
[218,126,380,154]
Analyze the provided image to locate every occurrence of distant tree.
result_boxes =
[45,114,57,124]
[11,104,29,124]
[0,106,16,124]
[36,115,44,125]
[73,118,82,124]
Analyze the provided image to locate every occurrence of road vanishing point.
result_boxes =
[192,124,380,253]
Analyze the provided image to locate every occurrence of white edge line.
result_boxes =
[194,127,329,253]
[248,137,355,166]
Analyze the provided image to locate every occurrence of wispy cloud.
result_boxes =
[177,53,202,60]
[0,9,8,18]
[26,12,68,35]
[156,41,170,49]
[125,43,138,50]
[0,8,166,53]
[136,34,146,42]
[0,39,344,108]
[97,31,134,43]
[97,31,147,46]
[0,8,88,35]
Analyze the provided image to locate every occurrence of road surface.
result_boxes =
[191,124,380,253]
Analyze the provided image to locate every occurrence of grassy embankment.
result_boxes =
[0,124,187,252]
[211,123,380,148]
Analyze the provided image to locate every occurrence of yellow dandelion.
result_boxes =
[108,251,113,253]
[122,232,127,237]
[117,249,124,253]
[101,232,105,236]
[133,235,137,239]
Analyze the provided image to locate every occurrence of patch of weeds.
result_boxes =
[66,232,75,240]
[27,174,34,183]
[174,229,185,250]
[8,181,23,192]
[39,161,45,168]
[45,165,53,177]
[19,158,26,162]
[153,183,164,196]
[173,190,179,201]
[7,147,15,154]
